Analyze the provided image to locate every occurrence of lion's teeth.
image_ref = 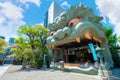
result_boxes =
[93,36,102,43]
[84,32,92,40]
[51,45,55,48]
[76,37,80,43]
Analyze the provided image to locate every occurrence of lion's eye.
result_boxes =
[49,31,56,36]
[67,17,83,27]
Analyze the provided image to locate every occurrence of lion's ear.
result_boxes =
[88,16,103,23]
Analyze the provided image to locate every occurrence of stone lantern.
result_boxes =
[95,46,104,67]
[96,46,113,80]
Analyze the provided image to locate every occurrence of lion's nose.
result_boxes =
[52,27,71,40]
[63,27,71,37]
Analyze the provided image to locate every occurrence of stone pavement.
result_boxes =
[0,64,11,78]
[0,65,101,80]
[112,69,120,80]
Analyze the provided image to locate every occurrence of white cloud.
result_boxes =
[19,0,41,7]
[0,2,25,41]
[61,1,70,9]
[95,0,120,37]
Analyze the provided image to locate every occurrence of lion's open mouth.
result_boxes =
[56,38,100,49]
[48,33,101,49]
[49,37,101,67]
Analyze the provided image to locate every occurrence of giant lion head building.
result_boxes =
[46,3,114,73]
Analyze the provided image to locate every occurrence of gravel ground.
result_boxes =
[0,65,102,80]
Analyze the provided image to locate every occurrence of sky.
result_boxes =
[0,0,120,42]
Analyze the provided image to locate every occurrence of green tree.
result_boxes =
[11,38,30,59]
[104,27,120,68]
[0,38,6,54]
[118,36,120,42]
[11,37,33,68]
[104,27,117,47]
[12,25,48,68]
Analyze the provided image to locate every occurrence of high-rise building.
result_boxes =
[44,11,48,27]
[8,38,15,44]
[44,1,64,27]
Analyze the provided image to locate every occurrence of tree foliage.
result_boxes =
[104,27,117,47]
[0,38,6,54]
[104,27,120,68]
[118,36,120,43]
[11,25,48,68]
[11,37,31,59]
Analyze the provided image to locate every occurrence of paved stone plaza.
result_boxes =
[0,65,120,80]
[0,64,11,78]
[0,65,101,80]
